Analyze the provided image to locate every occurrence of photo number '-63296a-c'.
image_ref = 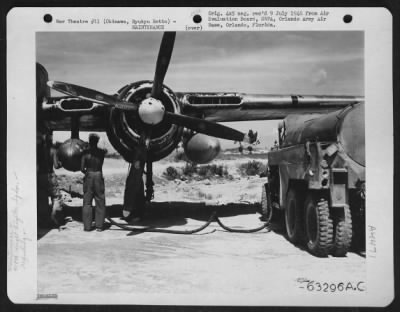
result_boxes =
[297,280,366,292]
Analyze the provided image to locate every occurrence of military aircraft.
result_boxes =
[37,31,364,219]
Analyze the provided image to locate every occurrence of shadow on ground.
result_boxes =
[38,201,262,239]
[62,201,260,220]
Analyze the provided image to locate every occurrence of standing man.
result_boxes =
[80,133,107,231]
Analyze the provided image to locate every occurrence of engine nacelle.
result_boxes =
[57,138,89,172]
[107,81,183,162]
[184,133,221,164]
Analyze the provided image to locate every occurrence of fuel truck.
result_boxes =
[261,102,365,257]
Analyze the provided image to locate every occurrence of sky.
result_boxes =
[37,31,364,150]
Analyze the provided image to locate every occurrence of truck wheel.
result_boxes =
[304,195,333,257]
[261,183,273,223]
[285,188,305,244]
[332,205,352,257]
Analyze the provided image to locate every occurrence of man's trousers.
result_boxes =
[82,171,106,231]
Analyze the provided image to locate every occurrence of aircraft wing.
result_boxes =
[177,92,364,122]
[42,92,364,132]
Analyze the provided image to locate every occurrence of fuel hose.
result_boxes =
[214,215,271,233]
[106,212,216,234]
[106,212,270,234]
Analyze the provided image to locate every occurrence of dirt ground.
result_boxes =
[37,157,366,303]
[56,156,269,205]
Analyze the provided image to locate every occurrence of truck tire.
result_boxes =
[332,205,352,257]
[304,195,333,257]
[261,183,273,223]
[285,188,305,244]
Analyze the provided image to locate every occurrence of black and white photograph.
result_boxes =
[35,29,367,295]
[7,7,394,306]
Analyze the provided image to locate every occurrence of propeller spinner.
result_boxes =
[138,97,165,125]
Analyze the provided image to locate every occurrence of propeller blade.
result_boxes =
[151,32,176,99]
[122,126,153,219]
[47,81,137,111]
[164,112,252,142]
[123,157,146,219]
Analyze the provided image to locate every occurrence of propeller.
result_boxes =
[47,33,250,143]
[151,32,176,99]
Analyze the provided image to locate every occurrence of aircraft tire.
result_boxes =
[304,194,334,257]
[285,188,305,244]
[332,205,352,257]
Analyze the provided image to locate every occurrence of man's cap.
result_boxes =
[89,133,100,142]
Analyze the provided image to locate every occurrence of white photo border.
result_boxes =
[6,7,393,306]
